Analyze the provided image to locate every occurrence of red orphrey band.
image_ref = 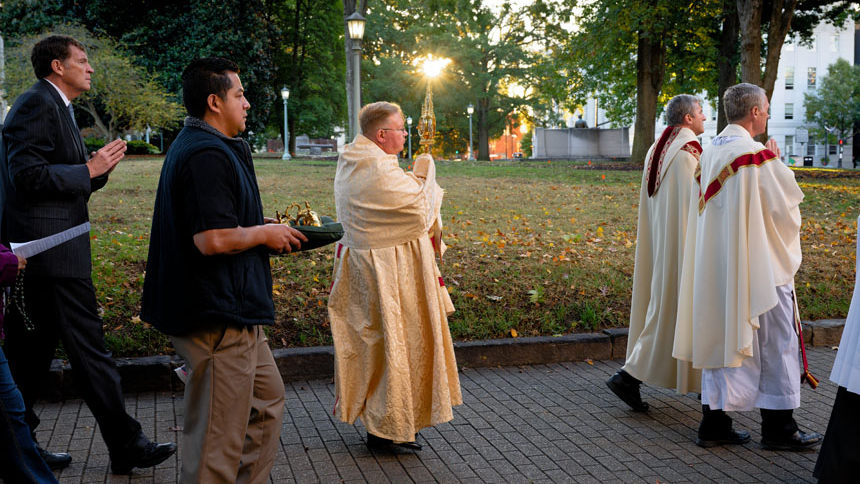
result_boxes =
[696,148,779,214]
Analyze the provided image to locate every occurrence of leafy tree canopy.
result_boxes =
[803,58,860,148]
[269,0,347,144]
[1,0,280,134]
[3,24,184,139]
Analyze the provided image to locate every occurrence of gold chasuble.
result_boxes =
[625,126,702,394]
[328,135,462,442]
[673,124,803,369]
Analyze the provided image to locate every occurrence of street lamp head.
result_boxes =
[407,116,412,126]
[346,11,366,41]
[467,104,474,115]
[280,86,290,100]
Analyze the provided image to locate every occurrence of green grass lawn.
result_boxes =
[85,157,860,357]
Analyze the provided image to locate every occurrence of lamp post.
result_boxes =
[281,86,291,160]
[824,125,837,168]
[467,103,475,160]
[1,34,7,124]
[347,11,366,141]
[407,116,413,160]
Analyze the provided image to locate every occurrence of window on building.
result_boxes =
[808,67,817,89]
[831,35,839,52]
[807,143,816,156]
[786,135,794,155]
[830,144,838,155]
[785,103,794,120]
[785,67,794,90]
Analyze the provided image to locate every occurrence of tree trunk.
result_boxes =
[762,0,797,102]
[761,0,798,143]
[737,0,763,86]
[82,101,110,140]
[736,0,765,141]
[477,98,490,160]
[342,0,367,142]
[716,0,739,133]
[631,29,666,165]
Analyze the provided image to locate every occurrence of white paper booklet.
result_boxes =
[10,222,91,259]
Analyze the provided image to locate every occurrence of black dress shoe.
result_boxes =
[366,432,422,451]
[37,445,72,470]
[761,430,823,451]
[110,434,177,474]
[695,428,751,448]
[606,370,649,412]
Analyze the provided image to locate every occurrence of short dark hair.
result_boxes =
[181,57,240,118]
[31,35,86,79]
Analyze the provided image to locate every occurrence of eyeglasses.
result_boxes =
[380,128,407,134]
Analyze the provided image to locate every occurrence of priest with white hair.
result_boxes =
[673,83,822,450]
[606,94,705,412]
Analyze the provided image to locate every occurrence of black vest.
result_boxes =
[141,126,274,335]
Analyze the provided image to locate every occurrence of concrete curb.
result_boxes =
[38,319,846,401]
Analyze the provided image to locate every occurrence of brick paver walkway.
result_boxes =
[27,347,838,484]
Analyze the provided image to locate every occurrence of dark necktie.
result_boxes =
[67,103,79,131]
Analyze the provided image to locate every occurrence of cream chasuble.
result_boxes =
[673,124,804,369]
[829,216,860,395]
[328,135,461,442]
[625,126,702,394]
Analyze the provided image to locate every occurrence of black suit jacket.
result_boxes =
[0,79,108,278]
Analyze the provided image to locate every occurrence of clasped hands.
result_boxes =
[765,138,782,159]
[87,139,127,178]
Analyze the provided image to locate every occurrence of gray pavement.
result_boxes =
[25,347,838,484]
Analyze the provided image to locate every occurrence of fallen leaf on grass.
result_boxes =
[510,328,518,338]
[486,295,503,301]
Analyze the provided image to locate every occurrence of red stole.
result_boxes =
[696,148,778,213]
[646,126,680,197]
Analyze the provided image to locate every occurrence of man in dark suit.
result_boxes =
[0,34,176,474]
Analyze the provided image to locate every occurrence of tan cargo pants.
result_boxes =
[172,324,285,484]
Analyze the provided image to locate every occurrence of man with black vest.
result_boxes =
[1,34,176,474]
[141,57,305,484]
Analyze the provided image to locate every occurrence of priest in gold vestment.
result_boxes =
[606,95,705,412]
[328,102,462,451]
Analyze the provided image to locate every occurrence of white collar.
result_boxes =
[44,79,71,107]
